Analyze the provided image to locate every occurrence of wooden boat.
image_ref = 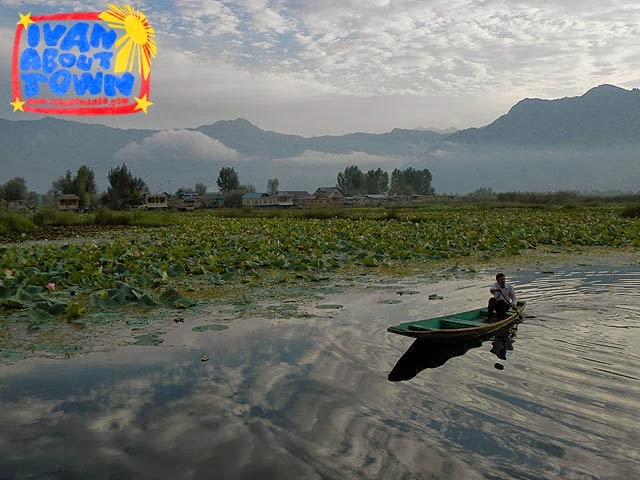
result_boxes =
[387,301,526,341]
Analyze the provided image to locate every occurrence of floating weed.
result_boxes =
[134,333,164,346]
[31,343,82,355]
[0,349,26,360]
[316,304,344,310]
[126,319,150,327]
[428,294,444,300]
[264,303,304,319]
[267,303,298,312]
[83,312,120,325]
[192,324,229,332]
[378,299,403,304]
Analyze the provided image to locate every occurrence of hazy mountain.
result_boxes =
[416,84,640,192]
[443,84,640,148]
[415,126,459,134]
[0,117,445,193]
[195,119,444,158]
[1,84,639,194]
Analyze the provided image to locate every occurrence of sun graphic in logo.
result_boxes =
[98,4,157,80]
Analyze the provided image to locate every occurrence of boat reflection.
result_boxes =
[388,323,520,382]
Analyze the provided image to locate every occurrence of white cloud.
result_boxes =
[239,0,293,34]
[3,1,640,134]
[115,130,240,163]
[274,150,405,167]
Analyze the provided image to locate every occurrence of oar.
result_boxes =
[499,290,523,319]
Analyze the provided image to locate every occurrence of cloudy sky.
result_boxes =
[1,0,640,135]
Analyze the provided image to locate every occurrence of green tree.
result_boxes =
[468,187,496,199]
[194,182,207,197]
[75,165,97,207]
[267,177,279,195]
[50,170,76,195]
[1,177,28,201]
[390,167,434,195]
[216,166,240,193]
[363,168,389,194]
[102,164,148,210]
[223,185,256,208]
[337,165,364,196]
[26,191,44,207]
[50,166,97,208]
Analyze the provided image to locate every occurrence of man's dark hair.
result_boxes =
[496,273,505,280]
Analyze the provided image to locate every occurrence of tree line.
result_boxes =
[336,165,434,196]
[1,163,435,211]
[0,165,149,211]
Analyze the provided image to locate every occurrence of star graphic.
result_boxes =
[10,97,25,112]
[17,12,34,28]
[134,94,153,114]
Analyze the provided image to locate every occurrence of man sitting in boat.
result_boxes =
[488,273,517,319]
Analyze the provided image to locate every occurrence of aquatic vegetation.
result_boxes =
[134,333,164,346]
[192,324,228,332]
[0,206,638,323]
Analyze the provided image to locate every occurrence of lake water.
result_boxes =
[1,264,639,479]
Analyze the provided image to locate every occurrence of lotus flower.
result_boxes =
[133,251,141,257]
[4,269,14,279]
[46,282,56,291]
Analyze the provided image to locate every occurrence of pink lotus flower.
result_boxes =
[4,269,14,279]
[46,282,56,291]
[358,235,365,241]
[133,251,141,257]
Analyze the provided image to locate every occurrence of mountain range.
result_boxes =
[1,84,638,193]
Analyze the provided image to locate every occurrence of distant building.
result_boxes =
[142,193,168,210]
[388,194,436,204]
[244,191,313,208]
[314,187,344,199]
[171,191,201,211]
[310,187,344,206]
[275,191,312,207]
[242,192,268,207]
[7,199,27,210]
[203,192,224,208]
[355,194,388,206]
[57,194,79,211]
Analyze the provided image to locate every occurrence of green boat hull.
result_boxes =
[387,301,526,341]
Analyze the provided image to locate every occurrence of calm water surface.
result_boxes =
[1,265,639,479]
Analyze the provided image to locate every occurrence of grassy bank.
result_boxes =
[0,207,178,235]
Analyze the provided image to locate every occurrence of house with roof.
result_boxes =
[203,192,224,208]
[242,192,269,207]
[57,194,80,211]
[171,191,201,211]
[357,194,388,206]
[275,191,312,207]
[309,187,345,206]
[141,193,169,210]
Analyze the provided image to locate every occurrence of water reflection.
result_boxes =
[388,323,520,382]
[388,338,484,381]
[490,323,518,361]
[1,265,639,479]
